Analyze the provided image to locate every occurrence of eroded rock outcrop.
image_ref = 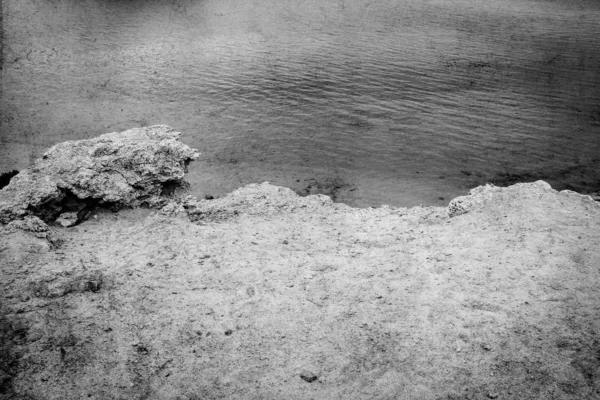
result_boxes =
[0,126,199,226]
[448,180,598,218]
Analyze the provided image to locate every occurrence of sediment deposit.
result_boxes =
[1,128,599,400]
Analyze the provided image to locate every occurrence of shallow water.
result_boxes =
[1,0,599,207]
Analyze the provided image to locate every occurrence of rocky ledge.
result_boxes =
[1,127,599,400]
[0,125,199,228]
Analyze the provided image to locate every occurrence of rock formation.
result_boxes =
[0,126,199,227]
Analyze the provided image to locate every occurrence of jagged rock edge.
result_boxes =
[0,125,200,230]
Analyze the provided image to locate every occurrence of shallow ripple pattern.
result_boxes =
[1,0,600,206]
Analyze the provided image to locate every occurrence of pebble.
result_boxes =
[487,392,499,399]
[300,373,318,383]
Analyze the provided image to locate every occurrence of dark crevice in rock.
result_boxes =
[0,170,19,190]
[25,195,66,223]
[26,181,188,226]
[160,180,184,197]
[24,189,96,225]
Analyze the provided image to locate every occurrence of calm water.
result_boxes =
[2,0,599,207]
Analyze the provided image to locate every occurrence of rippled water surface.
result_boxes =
[2,0,599,206]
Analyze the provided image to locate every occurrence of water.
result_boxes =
[2,0,599,207]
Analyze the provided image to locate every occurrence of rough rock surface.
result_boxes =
[448,183,498,217]
[1,177,599,399]
[0,125,199,225]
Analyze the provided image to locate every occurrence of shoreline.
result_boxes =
[3,160,600,212]
[1,127,599,399]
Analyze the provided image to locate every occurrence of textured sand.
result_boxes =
[1,181,599,399]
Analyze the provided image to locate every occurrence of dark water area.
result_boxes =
[1,0,599,207]
[0,170,19,190]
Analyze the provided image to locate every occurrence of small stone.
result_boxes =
[300,373,318,383]
[487,392,499,399]
[483,344,492,351]
[56,212,79,227]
